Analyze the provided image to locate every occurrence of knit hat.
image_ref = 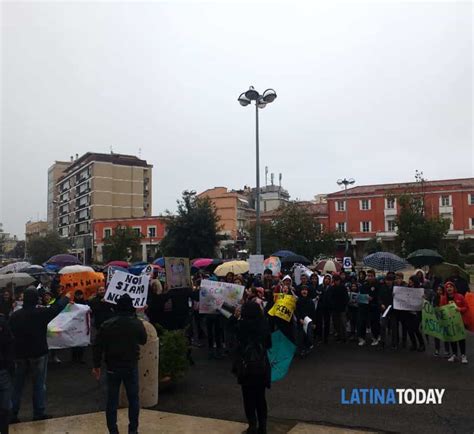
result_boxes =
[116,294,135,312]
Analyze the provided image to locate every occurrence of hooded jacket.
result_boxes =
[440,282,469,326]
[296,293,316,321]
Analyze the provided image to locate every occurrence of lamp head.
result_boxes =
[238,92,251,107]
[262,88,277,103]
[245,86,260,101]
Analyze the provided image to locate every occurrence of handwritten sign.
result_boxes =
[393,286,424,311]
[268,294,296,322]
[264,256,281,276]
[165,257,191,289]
[249,255,265,275]
[199,279,245,314]
[47,304,91,349]
[105,270,149,308]
[422,301,466,342]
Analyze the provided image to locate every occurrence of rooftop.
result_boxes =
[62,152,152,175]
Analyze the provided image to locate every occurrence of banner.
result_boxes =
[47,304,91,349]
[165,257,191,289]
[393,286,424,311]
[105,270,150,308]
[268,294,296,322]
[249,255,265,275]
[199,279,245,314]
[60,271,105,300]
[421,301,466,342]
[264,256,281,276]
[294,265,313,285]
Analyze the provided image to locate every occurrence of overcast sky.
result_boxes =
[1,1,472,238]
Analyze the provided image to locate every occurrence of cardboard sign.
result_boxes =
[249,255,265,275]
[47,304,91,349]
[105,270,150,308]
[60,271,105,300]
[348,292,359,305]
[393,286,424,311]
[264,256,281,276]
[357,293,369,305]
[268,294,296,322]
[294,265,313,285]
[199,279,245,314]
[165,257,191,289]
[422,301,466,342]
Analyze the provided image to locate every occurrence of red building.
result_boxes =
[93,216,168,263]
[326,178,474,259]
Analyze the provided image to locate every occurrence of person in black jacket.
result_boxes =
[231,301,271,434]
[330,275,349,343]
[295,286,316,356]
[315,275,332,344]
[89,286,115,331]
[0,315,14,433]
[9,287,69,423]
[357,270,380,347]
[92,294,147,434]
[379,274,396,349]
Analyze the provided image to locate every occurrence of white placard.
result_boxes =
[303,316,312,334]
[249,255,265,275]
[294,265,313,285]
[199,279,245,314]
[47,304,91,349]
[105,270,150,308]
[393,286,424,311]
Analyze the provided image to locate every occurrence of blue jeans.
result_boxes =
[106,366,139,434]
[12,355,48,418]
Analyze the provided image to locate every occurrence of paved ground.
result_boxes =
[14,334,474,434]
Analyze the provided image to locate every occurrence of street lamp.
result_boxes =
[337,178,355,253]
[238,86,277,255]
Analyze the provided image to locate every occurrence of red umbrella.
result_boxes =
[106,260,130,268]
[315,259,342,273]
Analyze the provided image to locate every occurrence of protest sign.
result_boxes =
[348,292,359,306]
[303,316,312,334]
[249,255,265,275]
[421,301,466,342]
[105,270,149,308]
[60,271,105,300]
[357,293,369,305]
[141,264,153,276]
[294,265,313,285]
[264,256,281,276]
[47,304,91,349]
[268,294,297,322]
[165,257,191,289]
[199,279,245,314]
[393,286,424,311]
[343,257,352,270]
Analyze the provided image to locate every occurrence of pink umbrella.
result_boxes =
[106,260,130,268]
[192,258,214,268]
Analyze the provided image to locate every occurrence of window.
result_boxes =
[337,222,346,232]
[441,195,451,207]
[387,220,397,232]
[148,226,156,237]
[133,227,141,237]
[360,199,371,210]
[469,194,474,205]
[471,218,474,229]
[361,221,371,232]
[336,201,345,212]
[386,198,395,209]
[104,228,112,238]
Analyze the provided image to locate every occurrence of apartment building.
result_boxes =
[326,177,474,257]
[47,160,71,232]
[55,152,153,262]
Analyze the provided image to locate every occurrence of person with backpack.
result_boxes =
[231,302,272,434]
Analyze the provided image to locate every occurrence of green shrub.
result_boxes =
[154,324,189,380]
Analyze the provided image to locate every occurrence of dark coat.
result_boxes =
[230,314,272,389]
[9,296,68,359]
[296,296,316,321]
[88,296,115,330]
[93,312,147,370]
[330,284,349,313]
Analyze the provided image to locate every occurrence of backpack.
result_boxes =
[240,339,266,377]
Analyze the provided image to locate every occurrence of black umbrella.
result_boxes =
[407,249,444,267]
[271,250,297,258]
[280,254,311,266]
[363,252,408,272]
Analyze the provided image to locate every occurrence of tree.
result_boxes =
[160,191,220,258]
[7,240,25,259]
[27,232,70,264]
[249,203,337,259]
[102,226,143,263]
[395,193,450,255]
[364,237,383,255]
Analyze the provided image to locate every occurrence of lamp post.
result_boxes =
[238,86,277,255]
[337,178,355,253]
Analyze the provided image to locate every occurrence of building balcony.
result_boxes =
[439,205,453,214]
[384,208,397,217]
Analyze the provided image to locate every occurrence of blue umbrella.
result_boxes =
[153,257,165,267]
[267,330,296,382]
[363,252,408,272]
[128,261,148,275]
[271,250,296,258]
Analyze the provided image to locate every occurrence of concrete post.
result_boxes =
[120,320,159,407]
